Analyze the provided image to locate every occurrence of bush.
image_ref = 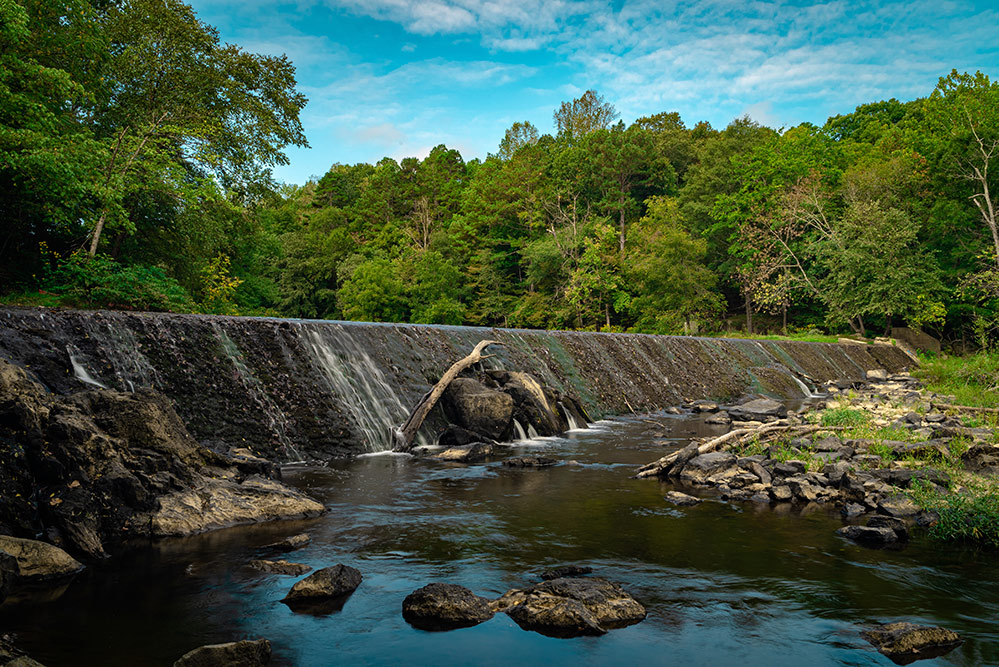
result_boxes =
[44,251,195,312]
[820,407,870,427]
[910,481,999,548]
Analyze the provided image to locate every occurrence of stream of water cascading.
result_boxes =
[81,318,158,392]
[211,324,303,462]
[66,345,109,389]
[298,323,423,451]
[559,402,581,430]
[513,419,528,441]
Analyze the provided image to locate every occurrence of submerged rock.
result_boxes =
[282,564,362,612]
[402,583,494,631]
[836,525,898,547]
[862,622,962,664]
[503,456,558,468]
[0,536,84,583]
[494,577,646,638]
[248,560,312,576]
[664,491,702,506]
[264,533,311,552]
[435,442,494,463]
[541,565,593,580]
[173,639,271,667]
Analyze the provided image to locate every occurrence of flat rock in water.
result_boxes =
[704,411,732,425]
[836,525,898,547]
[402,583,494,631]
[541,565,593,580]
[248,559,312,576]
[679,452,737,484]
[727,398,787,422]
[173,639,271,667]
[862,622,962,664]
[282,564,362,612]
[495,577,646,638]
[436,442,494,463]
[265,533,311,552]
[0,536,84,583]
[877,497,921,519]
[866,516,909,540]
[664,491,702,506]
[504,456,558,468]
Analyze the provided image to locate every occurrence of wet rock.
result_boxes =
[173,639,271,667]
[265,533,311,552]
[867,515,909,541]
[747,461,772,485]
[840,503,866,518]
[402,583,494,631]
[437,424,494,449]
[435,442,494,463]
[728,398,787,422]
[0,635,46,667]
[770,485,793,502]
[664,406,683,415]
[862,622,962,664]
[836,525,898,547]
[690,400,718,413]
[666,443,702,477]
[282,564,362,610]
[503,456,558,468]
[541,565,593,580]
[0,536,83,583]
[248,560,312,576]
[704,411,732,425]
[877,497,920,519]
[496,577,646,638]
[679,452,737,484]
[443,378,514,441]
[664,491,702,506]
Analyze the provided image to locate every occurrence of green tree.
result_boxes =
[497,120,539,160]
[553,90,619,143]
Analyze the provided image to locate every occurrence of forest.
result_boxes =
[3,0,999,351]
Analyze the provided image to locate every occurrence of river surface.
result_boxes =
[3,412,998,666]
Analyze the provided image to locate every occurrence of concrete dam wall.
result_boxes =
[0,308,913,461]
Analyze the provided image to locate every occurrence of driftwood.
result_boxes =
[635,422,845,479]
[932,402,999,415]
[394,340,504,452]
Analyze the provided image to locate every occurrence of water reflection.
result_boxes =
[2,413,997,666]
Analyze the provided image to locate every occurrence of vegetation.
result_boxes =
[915,352,999,409]
[2,0,999,346]
[910,479,999,548]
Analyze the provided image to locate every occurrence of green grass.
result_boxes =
[915,352,999,409]
[909,479,999,548]
[821,407,870,427]
[711,331,841,343]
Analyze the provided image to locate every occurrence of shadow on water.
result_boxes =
[2,413,998,666]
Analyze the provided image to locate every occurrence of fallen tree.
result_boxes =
[394,340,504,452]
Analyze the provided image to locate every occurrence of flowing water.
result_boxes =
[4,412,998,666]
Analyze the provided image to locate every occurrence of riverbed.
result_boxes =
[3,412,997,666]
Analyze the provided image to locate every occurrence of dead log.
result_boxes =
[635,423,845,478]
[394,340,504,452]
[932,402,999,415]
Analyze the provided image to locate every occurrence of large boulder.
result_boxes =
[435,443,494,463]
[173,639,271,667]
[0,535,84,583]
[679,452,738,485]
[861,622,962,664]
[728,398,787,422]
[402,583,494,631]
[443,379,513,441]
[493,577,646,638]
[282,564,362,612]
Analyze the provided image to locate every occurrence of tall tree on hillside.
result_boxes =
[497,120,540,160]
[553,90,619,143]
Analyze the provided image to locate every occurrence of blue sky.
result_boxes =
[187,0,999,185]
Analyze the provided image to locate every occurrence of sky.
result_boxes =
[186,0,999,185]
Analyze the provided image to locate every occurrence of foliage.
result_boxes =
[820,407,870,427]
[199,254,242,315]
[914,351,999,408]
[910,479,999,548]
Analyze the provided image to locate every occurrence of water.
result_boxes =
[67,344,109,389]
[4,413,998,666]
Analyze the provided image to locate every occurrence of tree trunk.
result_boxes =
[781,301,787,335]
[745,296,754,335]
[394,340,504,452]
[88,211,108,256]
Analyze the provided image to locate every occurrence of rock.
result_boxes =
[402,583,494,631]
[0,552,18,603]
[173,639,272,667]
[823,462,850,486]
[265,533,311,552]
[690,400,718,412]
[437,424,494,448]
[866,369,888,381]
[840,503,866,518]
[770,485,793,502]
[541,565,593,580]
[787,478,819,502]
[664,491,702,506]
[503,456,558,468]
[0,635,46,667]
[435,442,494,463]
[862,622,962,664]
[703,411,732,425]
[443,378,514,441]
[492,372,569,436]
[248,560,312,576]
[282,564,362,610]
[727,398,787,422]
[836,525,898,547]
[877,497,921,519]
[667,443,702,477]
[772,461,807,477]
[497,577,645,638]
[664,406,683,415]
[867,515,909,541]
[924,413,946,423]
[902,412,922,426]
[679,452,737,484]
[0,536,84,583]
[747,461,772,485]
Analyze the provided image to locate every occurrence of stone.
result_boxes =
[862,622,962,664]
[866,369,888,381]
[248,560,312,576]
[667,442,702,477]
[664,406,683,415]
[727,398,787,422]
[173,639,272,667]
[265,533,311,552]
[823,462,850,486]
[435,442,494,463]
[437,424,493,448]
[772,461,807,477]
[877,497,921,519]
[496,577,646,638]
[0,635,46,667]
[690,400,719,412]
[924,413,946,423]
[770,485,793,502]
[503,456,558,468]
[0,536,83,583]
[814,436,843,452]
[443,378,514,441]
[541,565,593,580]
[402,583,495,631]
[836,525,898,547]
[704,411,732,425]
[679,452,737,484]
[902,412,922,425]
[787,478,819,502]
[664,491,702,506]
[867,515,909,541]
[840,503,866,518]
[282,564,362,609]
[747,461,772,485]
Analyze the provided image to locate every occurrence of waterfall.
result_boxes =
[559,401,581,431]
[81,318,158,392]
[297,322,420,452]
[67,345,109,389]
[513,419,527,441]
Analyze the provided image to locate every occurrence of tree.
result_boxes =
[553,90,619,143]
[497,121,539,160]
